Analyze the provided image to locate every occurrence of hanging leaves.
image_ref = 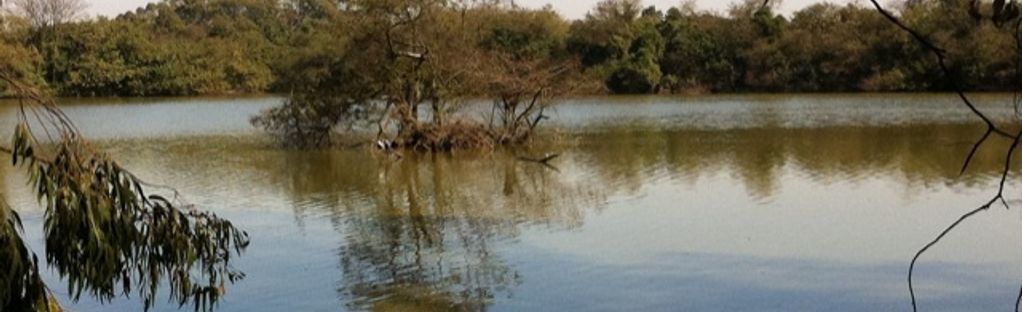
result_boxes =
[1,68,249,311]
[0,193,52,312]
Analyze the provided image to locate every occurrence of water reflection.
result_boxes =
[570,123,1018,201]
[116,144,606,310]
[271,152,605,310]
[4,96,1022,311]
[331,124,1021,310]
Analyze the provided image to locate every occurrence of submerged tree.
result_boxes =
[0,52,249,310]
[475,52,575,145]
[253,1,574,149]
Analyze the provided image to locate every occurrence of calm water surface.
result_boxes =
[4,94,1022,311]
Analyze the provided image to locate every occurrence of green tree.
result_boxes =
[658,8,736,92]
[606,6,664,94]
[0,17,44,96]
[566,0,665,93]
[252,1,577,149]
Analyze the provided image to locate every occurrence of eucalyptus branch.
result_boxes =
[1,69,249,311]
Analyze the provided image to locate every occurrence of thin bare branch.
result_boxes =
[869,0,1015,175]
[860,1,1022,310]
[961,129,993,175]
[1016,281,1022,312]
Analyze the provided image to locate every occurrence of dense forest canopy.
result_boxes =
[0,0,1018,97]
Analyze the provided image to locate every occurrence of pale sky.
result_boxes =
[82,0,860,20]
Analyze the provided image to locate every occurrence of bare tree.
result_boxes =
[475,52,576,144]
[8,0,87,29]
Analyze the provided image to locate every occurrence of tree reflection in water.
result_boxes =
[320,123,1019,311]
[10,119,1018,311]
[272,150,605,311]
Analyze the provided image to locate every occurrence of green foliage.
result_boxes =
[14,0,287,96]
[1,73,250,311]
[605,10,664,94]
[567,1,666,94]
[607,63,659,94]
[251,10,381,148]
[658,10,733,92]
[567,0,642,67]
[250,2,580,148]
[480,9,568,60]
[0,18,45,96]
[251,93,371,148]
[2,0,1022,96]
[0,192,50,312]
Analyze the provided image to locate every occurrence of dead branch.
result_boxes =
[869,0,1014,173]
[516,153,560,172]
[517,153,559,164]
[864,1,1022,311]
[1017,281,1022,312]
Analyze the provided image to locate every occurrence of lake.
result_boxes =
[4,94,1022,311]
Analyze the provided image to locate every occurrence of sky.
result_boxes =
[81,0,857,20]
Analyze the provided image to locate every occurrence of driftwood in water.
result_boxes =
[516,153,560,171]
[517,153,559,164]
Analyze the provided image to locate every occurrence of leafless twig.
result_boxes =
[863,1,1022,310]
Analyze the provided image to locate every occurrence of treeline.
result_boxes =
[0,0,1017,97]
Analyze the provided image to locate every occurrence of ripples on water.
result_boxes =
[3,94,1022,311]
